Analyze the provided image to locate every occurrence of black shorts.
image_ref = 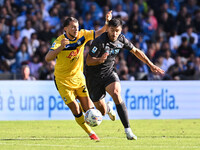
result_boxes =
[86,72,120,102]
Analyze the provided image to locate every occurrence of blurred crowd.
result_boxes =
[0,0,200,80]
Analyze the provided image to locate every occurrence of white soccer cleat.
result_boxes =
[107,101,116,121]
[125,129,137,140]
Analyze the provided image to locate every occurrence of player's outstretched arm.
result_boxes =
[45,38,69,62]
[130,48,165,75]
[86,53,109,66]
[95,10,112,38]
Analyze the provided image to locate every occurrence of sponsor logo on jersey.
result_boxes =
[67,48,80,59]
[107,49,120,55]
[113,49,120,54]
[91,46,97,53]
[70,56,79,62]
[117,43,123,48]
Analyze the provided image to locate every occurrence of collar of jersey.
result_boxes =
[64,33,77,41]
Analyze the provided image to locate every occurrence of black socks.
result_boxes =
[116,101,130,128]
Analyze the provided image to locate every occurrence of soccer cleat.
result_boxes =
[89,133,100,141]
[125,130,137,140]
[107,101,116,121]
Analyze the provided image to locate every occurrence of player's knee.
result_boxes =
[73,107,82,116]
[111,90,120,100]
[111,93,123,104]
[67,101,81,115]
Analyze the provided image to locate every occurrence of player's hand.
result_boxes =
[99,53,109,63]
[61,38,69,48]
[150,65,165,75]
[106,10,112,22]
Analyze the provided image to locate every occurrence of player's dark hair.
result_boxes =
[63,17,78,27]
[108,18,122,27]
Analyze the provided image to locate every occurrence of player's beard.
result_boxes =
[108,32,118,41]
[69,32,78,39]
[113,36,118,41]
[109,35,117,41]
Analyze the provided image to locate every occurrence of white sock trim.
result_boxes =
[89,131,95,136]
[125,128,132,133]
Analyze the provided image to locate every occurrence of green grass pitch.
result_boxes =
[0,119,199,150]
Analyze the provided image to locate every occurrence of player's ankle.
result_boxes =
[125,127,132,133]
[89,131,95,136]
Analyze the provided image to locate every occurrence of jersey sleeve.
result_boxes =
[88,38,101,57]
[50,38,61,51]
[122,35,135,51]
[82,29,95,42]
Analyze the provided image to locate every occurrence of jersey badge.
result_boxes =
[51,42,56,48]
[91,46,97,53]
[77,40,81,46]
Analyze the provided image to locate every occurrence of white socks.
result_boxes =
[89,131,95,136]
[125,127,132,133]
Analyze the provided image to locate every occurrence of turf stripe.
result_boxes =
[0,142,199,149]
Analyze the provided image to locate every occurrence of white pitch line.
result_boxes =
[0,142,199,149]
[0,137,123,140]
[0,136,199,141]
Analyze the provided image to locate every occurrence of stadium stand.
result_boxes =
[0,0,200,80]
